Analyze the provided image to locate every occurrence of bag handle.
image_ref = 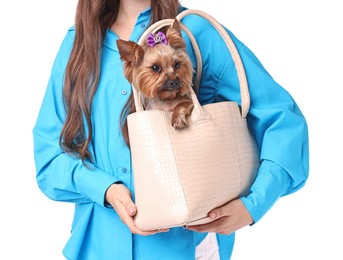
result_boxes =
[133,9,250,119]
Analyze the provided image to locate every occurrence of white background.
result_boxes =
[0,0,342,259]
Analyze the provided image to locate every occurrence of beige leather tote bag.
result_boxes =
[127,9,260,231]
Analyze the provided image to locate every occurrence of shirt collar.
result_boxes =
[103,7,152,52]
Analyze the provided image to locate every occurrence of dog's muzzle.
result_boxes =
[163,80,180,91]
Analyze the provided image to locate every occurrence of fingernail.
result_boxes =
[209,212,217,220]
[129,207,135,215]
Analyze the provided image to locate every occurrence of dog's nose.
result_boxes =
[165,80,179,90]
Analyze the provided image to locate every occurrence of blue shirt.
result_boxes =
[33,7,309,260]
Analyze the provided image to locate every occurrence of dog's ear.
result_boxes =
[166,20,186,49]
[117,40,145,63]
[171,19,182,35]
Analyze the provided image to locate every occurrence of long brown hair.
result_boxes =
[60,0,180,162]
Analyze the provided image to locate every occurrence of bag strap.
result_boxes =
[133,9,250,119]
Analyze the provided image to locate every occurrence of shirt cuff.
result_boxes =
[76,164,121,207]
[240,160,292,223]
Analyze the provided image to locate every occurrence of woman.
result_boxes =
[33,0,309,259]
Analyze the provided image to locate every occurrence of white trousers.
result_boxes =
[195,233,220,260]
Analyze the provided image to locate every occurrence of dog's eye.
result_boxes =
[152,65,162,73]
[174,61,181,69]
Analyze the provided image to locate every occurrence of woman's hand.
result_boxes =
[186,199,253,235]
[105,183,169,236]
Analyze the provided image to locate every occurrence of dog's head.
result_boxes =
[117,20,193,100]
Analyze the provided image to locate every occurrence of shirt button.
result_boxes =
[121,167,128,174]
[121,89,127,95]
[140,23,146,28]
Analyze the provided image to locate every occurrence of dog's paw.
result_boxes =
[171,114,187,130]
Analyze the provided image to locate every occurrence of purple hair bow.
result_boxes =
[147,31,168,47]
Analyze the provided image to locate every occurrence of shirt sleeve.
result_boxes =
[32,28,120,207]
[216,36,309,223]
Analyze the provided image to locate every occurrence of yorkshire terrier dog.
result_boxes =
[117,20,194,130]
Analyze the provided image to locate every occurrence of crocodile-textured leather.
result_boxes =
[128,102,259,231]
[127,9,260,231]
